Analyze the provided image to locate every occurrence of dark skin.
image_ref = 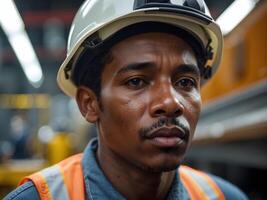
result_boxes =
[77,33,202,200]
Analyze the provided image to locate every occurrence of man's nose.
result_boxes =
[149,84,184,118]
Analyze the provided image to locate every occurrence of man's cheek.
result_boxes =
[103,102,132,126]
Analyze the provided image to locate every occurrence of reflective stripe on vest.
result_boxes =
[20,154,224,200]
[180,165,225,200]
[20,154,85,200]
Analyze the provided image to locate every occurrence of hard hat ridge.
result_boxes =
[134,0,206,16]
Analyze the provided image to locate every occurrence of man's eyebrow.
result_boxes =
[174,64,200,77]
[116,62,155,75]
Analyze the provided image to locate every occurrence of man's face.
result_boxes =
[97,32,201,172]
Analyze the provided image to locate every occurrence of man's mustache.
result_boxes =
[139,118,189,139]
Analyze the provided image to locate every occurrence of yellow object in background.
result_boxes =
[47,132,72,165]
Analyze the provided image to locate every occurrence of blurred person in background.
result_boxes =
[5,0,248,199]
[9,113,32,159]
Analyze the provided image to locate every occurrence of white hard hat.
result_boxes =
[57,0,223,97]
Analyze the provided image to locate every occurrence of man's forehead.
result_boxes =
[101,32,198,78]
[111,32,194,54]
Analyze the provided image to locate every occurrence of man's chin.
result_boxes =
[145,149,185,173]
[140,162,180,173]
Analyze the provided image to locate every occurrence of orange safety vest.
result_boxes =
[20,154,225,200]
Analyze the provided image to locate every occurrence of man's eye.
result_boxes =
[125,77,147,89]
[175,78,196,90]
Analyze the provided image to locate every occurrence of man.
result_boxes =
[5,0,248,199]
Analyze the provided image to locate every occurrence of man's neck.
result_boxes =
[97,144,176,200]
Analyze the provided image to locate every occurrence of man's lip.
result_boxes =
[144,127,187,148]
[146,127,186,140]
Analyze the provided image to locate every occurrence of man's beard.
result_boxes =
[139,117,190,140]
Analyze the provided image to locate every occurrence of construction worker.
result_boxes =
[5,0,248,199]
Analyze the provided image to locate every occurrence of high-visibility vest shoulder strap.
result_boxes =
[179,165,225,200]
[20,155,224,200]
[20,154,85,200]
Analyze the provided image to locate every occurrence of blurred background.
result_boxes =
[0,0,266,199]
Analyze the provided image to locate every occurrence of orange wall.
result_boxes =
[201,2,267,104]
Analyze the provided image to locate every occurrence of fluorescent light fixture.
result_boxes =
[216,0,259,35]
[9,32,43,87]
[0,0,43,88]
[0,0,24,34]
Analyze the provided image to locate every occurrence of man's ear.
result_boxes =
[76,86,100,123]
